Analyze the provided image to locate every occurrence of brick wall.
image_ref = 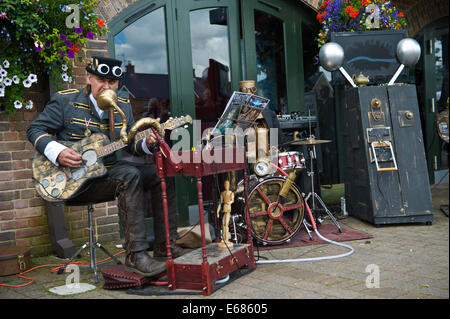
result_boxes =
[0,0,141,256]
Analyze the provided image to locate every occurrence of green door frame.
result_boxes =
[171,0,242,226]
[240,0,309,113]
[415,17,449,184]
[108,0,242,226]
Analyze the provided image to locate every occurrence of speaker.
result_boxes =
[342,85,433,226]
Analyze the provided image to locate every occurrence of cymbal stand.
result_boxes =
[304,143,343,233]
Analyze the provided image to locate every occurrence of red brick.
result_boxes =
[13,170,32,180]
[0,191,14,201]
[0,219,28,231]
[16,227,44,239]
[3,132,18,141]
[29,197,44,207]
[0,162,12,171]
[0,171,14,181]
[21,189,37,199]
[12,150,35,160]
[23,111,37,121]
[0,141,25,152]
[12,160,27,170]
[14,199,29,209]
[0,211,14,220]
[72,220,88,230]
[14,207,42,219]
[0,180,27,191]
[28,216,47,227]
[15,238,31,247]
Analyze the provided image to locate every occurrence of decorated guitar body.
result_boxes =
[32,133,110,202]
[32,115,192,202]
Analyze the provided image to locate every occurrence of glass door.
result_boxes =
[241,0,305,114]
[175,0,241,127]
[170,0,241,223]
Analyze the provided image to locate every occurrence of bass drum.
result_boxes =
[243,176,305,245]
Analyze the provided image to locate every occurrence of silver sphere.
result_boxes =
[319,42,345,72]
[397,38,421,67]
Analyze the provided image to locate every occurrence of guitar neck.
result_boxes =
[96,123,167,158]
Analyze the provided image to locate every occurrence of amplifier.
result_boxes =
[277,113,318,131]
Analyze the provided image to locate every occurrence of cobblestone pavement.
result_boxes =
[0,184,448,303]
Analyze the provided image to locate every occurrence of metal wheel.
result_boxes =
[246,176,305,245]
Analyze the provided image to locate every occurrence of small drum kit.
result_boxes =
[224,82,342,246]
[230,133,342,246]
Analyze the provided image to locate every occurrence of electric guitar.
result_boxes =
[32,115,192,202]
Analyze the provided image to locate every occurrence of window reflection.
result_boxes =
[190,8,232,123]
[255,10,287,114]
[114,7,170,122]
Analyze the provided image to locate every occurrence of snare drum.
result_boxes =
[277,151,305,171]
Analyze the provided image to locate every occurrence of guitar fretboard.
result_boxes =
[96,123,167,158]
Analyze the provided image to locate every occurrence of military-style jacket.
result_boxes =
[27,88,146,167]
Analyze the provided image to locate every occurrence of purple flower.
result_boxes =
[65,40,72,47]
[45,41,51,48]
[67,50,75,59]
[34,44,42,51]
[60,50,65,57]
[85,32,94,40]
[60,34,67,41]
[75,27,83,34]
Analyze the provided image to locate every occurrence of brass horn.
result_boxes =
[97,89,129,144]
[127,117,164,144]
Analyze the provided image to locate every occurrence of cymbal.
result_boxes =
[290,138,332,145]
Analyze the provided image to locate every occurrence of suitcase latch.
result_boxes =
[17,254,26,271]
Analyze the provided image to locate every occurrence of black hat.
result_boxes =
[86,56,125,80]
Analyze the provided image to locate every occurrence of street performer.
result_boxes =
[27,56,186,277]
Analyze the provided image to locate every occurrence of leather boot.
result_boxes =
[153,241,189,259]
[124,250,166,277]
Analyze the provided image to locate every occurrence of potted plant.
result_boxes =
[316,0,410,85]
[0,0,107,115]
[316,0,407,48]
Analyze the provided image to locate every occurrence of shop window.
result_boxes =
[114,7,170,122]
[190,7,232,124]
[254,10,287,114]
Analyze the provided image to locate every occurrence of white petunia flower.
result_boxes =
[0,83,4,90]
[0,89,4,98]
[23,79,32,88]
[28,73,37,83]
[61,64,68,71]
[68,76,72,83]
[25,100,34,110]
[12,75,19,84]
[14,100,23,109]
[61,73,68,82]
[3,60,9,68]
[3,77,12,86]
[0,68,7,77]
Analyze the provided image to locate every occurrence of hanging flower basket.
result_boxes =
[0,0,108,115]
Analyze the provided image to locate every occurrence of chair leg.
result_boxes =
[88,204,99,284]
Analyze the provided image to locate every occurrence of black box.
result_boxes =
[342,85,433,226]
[331,30,408,86]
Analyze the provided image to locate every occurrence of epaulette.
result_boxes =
[57,88,79,95]
[117,97,130,104]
